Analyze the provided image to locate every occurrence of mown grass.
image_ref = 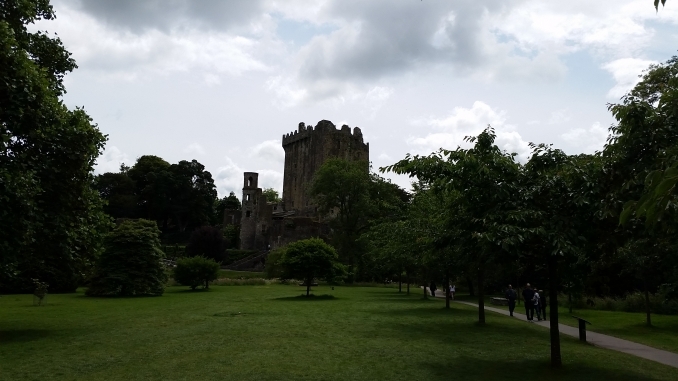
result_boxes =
[0,286,677,381]
[454,293,678,353]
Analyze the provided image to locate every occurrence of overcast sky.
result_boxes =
[35,0,678,197]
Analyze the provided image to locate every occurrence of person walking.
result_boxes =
[505,284,517,317]
[429,281,437,297]
[522,283,535,322]
[539,289,547,320]
[533,288,541,321]
[450,284,455,300]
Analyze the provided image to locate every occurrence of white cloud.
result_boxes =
[251,140,285,163]
[183,143,206,156]
[603,58,657,99]
[214,156,283,198]
[548,109,571,125]
[408,101,531,162]
[94,146,132,174]
[560,122,608,154]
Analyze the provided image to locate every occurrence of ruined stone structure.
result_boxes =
[238,120,369,251]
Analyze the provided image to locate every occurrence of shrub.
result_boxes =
[264,247,286,279]
[280,238,346,296]
[87,219,167,297]
[186,226,226,262]
[174,256,220,290]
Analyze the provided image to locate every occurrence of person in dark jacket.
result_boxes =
[429,281,437,297]
[522,283,535,322]
[539,289,547,320]
[505,284,517,317]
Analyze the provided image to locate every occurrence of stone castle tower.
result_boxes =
[282,120,369,216]
[238,120,369,251]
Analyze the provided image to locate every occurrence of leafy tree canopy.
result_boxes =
[281,238,345,296]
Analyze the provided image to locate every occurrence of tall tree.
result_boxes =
[386,127,524,324]
[0,0,109,292]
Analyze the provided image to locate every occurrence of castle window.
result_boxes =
[247,177,253,187]
[246,194,251,202]
[246,211,251,217]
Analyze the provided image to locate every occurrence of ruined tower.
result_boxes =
[240,172,262,250]
[281,120,369,216]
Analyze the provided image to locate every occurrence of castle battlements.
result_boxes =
[282,120,365,147]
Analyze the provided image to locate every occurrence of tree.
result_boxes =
[215,191,241,224]
[385,127,524,324]
[173,256,220,290]
[655,0,668,12]
[94,172,138,218]
[186,226,227,263]
[280,238,345,296]
[262,188,281,203]
[86,220,167,296]
[310,159,371,281]
[169,160,218,232]
[0,0,109,293]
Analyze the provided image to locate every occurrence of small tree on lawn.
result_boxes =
[281,238,345,296]
[87,219,167,296]
[173,256,220,290]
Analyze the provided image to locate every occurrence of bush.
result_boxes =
[186,226,226,262]
[264,247,286,279]
[87,219,167,297]
[173,256,220,290]
[281,238,345,296]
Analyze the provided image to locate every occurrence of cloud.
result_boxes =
[408,101,531,162]
[559,122,608,154]
[603,58,657,99]
[548,109,571,125]
[36,2,274,82]
[94,146,133,174]
[183,143,206,156]
[251,140,285,163]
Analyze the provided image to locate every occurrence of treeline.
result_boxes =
[94,155,241,243]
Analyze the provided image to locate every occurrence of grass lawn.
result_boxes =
[0,286,677,381]
[217,269,265,279]
[454,293,678,354]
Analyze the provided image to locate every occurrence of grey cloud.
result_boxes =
[296,0,520,85]
[66,0,265,33]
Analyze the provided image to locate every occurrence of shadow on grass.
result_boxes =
[423,357,665,381]
[0,329,51,344]
[273,294,338,301]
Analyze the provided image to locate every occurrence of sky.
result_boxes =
[34,0,678,197]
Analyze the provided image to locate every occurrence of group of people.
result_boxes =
[428,282,455,299]
[504,283,547,322]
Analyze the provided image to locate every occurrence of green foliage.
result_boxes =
[0,0,110,293]
[264,247,286,279]
[280,238,345,296]
[86,220,167,297]
[173,256,220,290]
[223,224,240,250]
[262,188,281,203]
[186,226,226,262]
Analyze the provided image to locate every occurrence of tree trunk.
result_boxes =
[423,281,428,299]
[445,271,450,309]
[644,278,652,326]
[548,255,562,368]
[467,276,475,297]
[406,271,410,295]
[399,271,402,293]
[306,277,311,297]
[568,291,572,314]
[477,268,485,324]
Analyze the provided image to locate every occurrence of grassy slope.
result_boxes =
[0,286,676,381]
[455,294,678,353]
[217,270,265,279]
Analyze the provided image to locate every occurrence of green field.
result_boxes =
[1,285,677,381]
[217,269,265,279]
[454,294,678,353]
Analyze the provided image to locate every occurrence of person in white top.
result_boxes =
[533,289,541,321]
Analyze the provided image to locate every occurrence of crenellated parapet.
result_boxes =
[282,120,366,147]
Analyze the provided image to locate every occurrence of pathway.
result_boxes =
[426,288,678,368]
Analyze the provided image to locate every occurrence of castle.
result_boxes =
[236,120,369,251]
